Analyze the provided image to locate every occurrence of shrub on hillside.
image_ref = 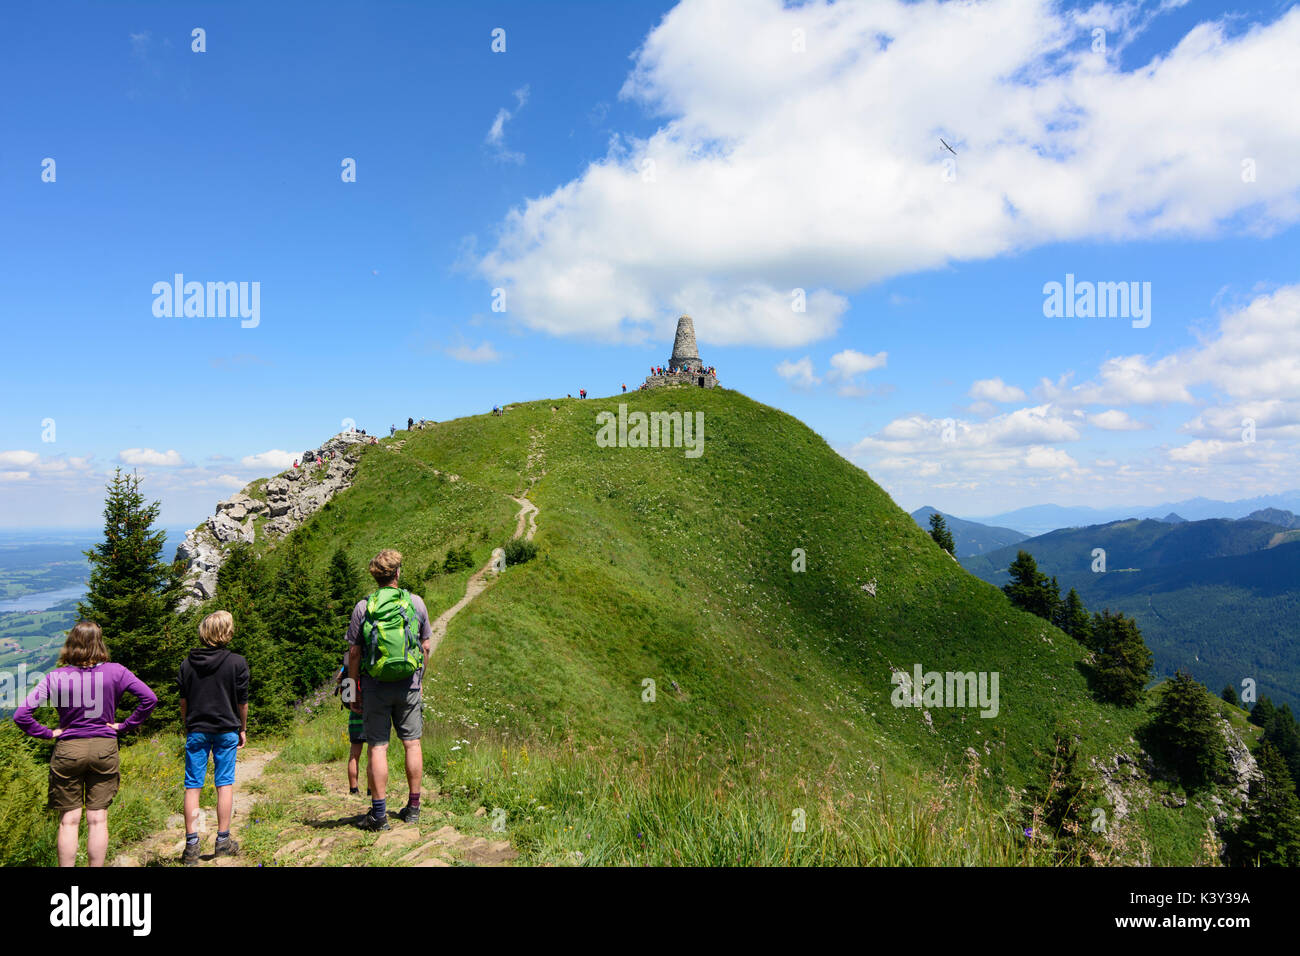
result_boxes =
[0,722,57,866]
[504,539,538,567]
[1149,670,1228,790]
[442,545,475,574]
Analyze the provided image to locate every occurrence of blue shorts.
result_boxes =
[184,732,240,789]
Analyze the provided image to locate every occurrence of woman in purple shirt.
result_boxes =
[13,621,157,866]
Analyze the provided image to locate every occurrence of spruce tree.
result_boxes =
[216,543,293,730]
[1059,588,1092,645]
[1250,697,1277,728]
[325,547,364,633]
[928,512,956,556]
[1224,742,1300,867]
[1222,684,1241,708]
[78,469,187,721]
[1003,551,1057,622]
[1262,705,1300,797]
[271,535,336,696]
[1089,610,1153,707]
[1151,670,1227,789]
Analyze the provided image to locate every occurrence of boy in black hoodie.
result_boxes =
[177,610,250,865]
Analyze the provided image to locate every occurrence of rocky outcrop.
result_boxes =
[176,430,371,610]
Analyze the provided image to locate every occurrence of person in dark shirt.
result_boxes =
[177,610,249,865]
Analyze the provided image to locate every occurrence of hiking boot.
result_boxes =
[357,810,391,832]
[396,805,420,824]
[214,836,239,858]
[181,841,202,866]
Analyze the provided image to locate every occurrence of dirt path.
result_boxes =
[428,493,538,653]
[111,747,275,867]
[112,492,539,868]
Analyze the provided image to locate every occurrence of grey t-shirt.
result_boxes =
[346,590,432,690]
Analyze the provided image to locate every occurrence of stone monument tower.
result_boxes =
[669,314,702,372]
[644,314,717,389]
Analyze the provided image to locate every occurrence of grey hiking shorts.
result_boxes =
[361,677,423,744]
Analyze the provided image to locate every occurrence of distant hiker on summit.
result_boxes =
[348,549,432,831]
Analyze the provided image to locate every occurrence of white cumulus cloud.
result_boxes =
[479,0,1300,348]
[241,450,297,471]
[119,448,185,467]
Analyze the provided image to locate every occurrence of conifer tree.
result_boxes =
[1151,670,1227,789]
[78,469,187,720]
[1003,551,1058,622]
[1250,697,1277,728]
[271,535,336,696]
[1089,610,1153,706]
[1224,742,1300,867]
[216,543,293,730]
[1059,588,1092,644]
[1262,704,1300,797]
[1222,684,1241,708]
[928,512,955,556]
[325,547,365,633]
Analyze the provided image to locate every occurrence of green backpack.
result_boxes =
[361,587,423,680]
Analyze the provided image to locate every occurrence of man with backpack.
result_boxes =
[347,549,432,831]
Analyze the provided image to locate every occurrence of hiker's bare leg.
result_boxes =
[370,742,388,800]
[57,808,82,867]
[348,742,362,790]
[216,784,234,833]
[86,808,108,866]
[365,746,374,795]
[402,738,422,798]
[184,788,202,837]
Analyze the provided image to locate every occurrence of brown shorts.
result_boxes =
[48,737,120,812]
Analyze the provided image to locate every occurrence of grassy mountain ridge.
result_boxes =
[208,386,1239,862]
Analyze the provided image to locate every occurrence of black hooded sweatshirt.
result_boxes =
[177,647,250,734]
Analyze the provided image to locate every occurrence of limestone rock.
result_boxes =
[176,429,370,609]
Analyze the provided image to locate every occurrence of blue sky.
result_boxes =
[2,0,1298,529]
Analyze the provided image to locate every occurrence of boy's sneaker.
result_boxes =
[214,836,239,858]
[396,805,420,824]
[357,810,391,832]
[181,841,202,866]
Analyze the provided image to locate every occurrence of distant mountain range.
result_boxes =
[967,491,1300,537]
[959,513,1300,710]
[909,506,1027,558]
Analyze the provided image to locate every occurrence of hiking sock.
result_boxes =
[217,830,230,842]
[407,793,420,810]
[372,798,387,820]
[185,832,200,847]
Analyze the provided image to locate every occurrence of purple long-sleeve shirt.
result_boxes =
[13,663,157,740]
